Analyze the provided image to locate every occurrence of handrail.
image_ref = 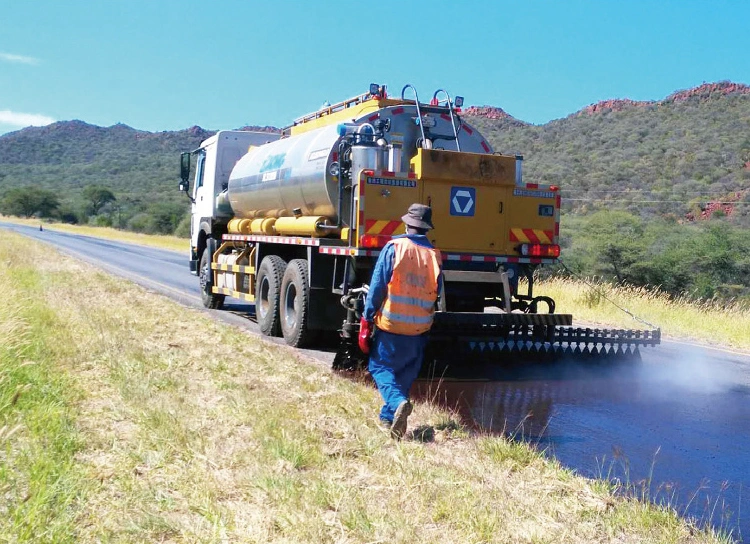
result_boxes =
[432,89,461,152]
[401,84,427,147]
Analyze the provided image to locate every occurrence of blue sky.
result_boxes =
[1,0,748,135]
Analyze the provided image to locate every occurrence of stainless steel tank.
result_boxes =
[228,123,345,221]
[227,104,492,225]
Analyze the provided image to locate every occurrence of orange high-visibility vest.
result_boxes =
[374,237,442,336]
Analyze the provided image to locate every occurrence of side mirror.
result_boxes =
[179,152,195,203]
[180,152,191,186]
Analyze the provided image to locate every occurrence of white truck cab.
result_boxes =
[180,130,280,274]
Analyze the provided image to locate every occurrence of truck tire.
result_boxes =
[256,255,287,337]
[279,259,316,348]
[200,238,225,309]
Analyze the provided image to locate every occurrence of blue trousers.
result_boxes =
[368,329,428,423]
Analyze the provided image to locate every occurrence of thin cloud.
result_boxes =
[0,110,55,127]
[0,52,40,65]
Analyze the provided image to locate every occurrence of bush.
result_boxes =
[89,214,112,228]
[173,213,191,238]
[126,213,152,233]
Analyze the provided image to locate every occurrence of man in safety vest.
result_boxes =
[359,203,443,439]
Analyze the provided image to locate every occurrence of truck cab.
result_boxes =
[181,130,280,274]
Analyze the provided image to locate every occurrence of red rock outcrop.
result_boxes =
[664,82,750,104]
[576,81,750,118]
[684,191,747,221]
[580,98,649,115]
[462,106,514,120]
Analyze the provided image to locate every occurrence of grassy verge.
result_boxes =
[0,232,732,543]
[539,276,750,352]
[0,236,89,542]
[0,215,188,253]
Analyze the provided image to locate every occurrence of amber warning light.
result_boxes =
[520,243,560,258]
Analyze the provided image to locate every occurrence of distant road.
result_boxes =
[3,222,750,540]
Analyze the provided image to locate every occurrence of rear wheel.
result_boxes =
[199,238,225,309]
[256,255,287,337]
[279,259,316,347]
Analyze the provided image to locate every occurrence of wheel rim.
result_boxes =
[259,276,270,319]
[284,282,297,329]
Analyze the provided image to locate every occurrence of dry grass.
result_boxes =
[0,215,188,253]
[538,276,750,352]
[0,232,732,543]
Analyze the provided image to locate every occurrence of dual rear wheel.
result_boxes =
[255,256,316,348]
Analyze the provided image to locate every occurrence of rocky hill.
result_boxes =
[464,80,750,226]
[1,81,748,227]
[0,121,279,198]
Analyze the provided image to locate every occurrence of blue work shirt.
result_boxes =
[363,234,443,323]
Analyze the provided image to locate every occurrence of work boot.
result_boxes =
[390,401,412,440]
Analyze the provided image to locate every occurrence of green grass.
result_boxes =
[0,232,737,543]
[0,239,89,542]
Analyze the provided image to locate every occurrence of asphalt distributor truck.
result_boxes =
[179,84,659,370]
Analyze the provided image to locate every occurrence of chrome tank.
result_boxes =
[227,103,492,225]
[228,123,346,222]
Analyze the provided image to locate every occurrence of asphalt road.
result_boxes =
[3,223,749,541]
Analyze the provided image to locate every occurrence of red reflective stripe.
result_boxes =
[380,221,401,236]
[524,229,541,243]
[509,230,520,242]
[462,125,473,135]
[481,141,490,152]
[392,107,404,115]
[440,113,451,121]
[407,172,416,179]
[368,114,379,122]
[526,183,539,189]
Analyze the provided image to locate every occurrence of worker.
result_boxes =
[359,203,443,439]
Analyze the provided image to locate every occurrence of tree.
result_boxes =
[0,186,59,218]
[82,185,116,215]
[581,211,647,283]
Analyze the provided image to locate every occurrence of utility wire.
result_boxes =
[556,259,661,330]
[565,198,749,204]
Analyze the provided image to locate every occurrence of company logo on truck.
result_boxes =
[259,153,286,173]
[450,187,476,216]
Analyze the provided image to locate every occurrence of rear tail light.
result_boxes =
[359,234,391,248]
[520,243,560,258]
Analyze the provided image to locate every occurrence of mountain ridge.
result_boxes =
[1,80,748,228]
[3,80,747,139]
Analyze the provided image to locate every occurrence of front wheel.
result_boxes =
[199,238,225,309]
